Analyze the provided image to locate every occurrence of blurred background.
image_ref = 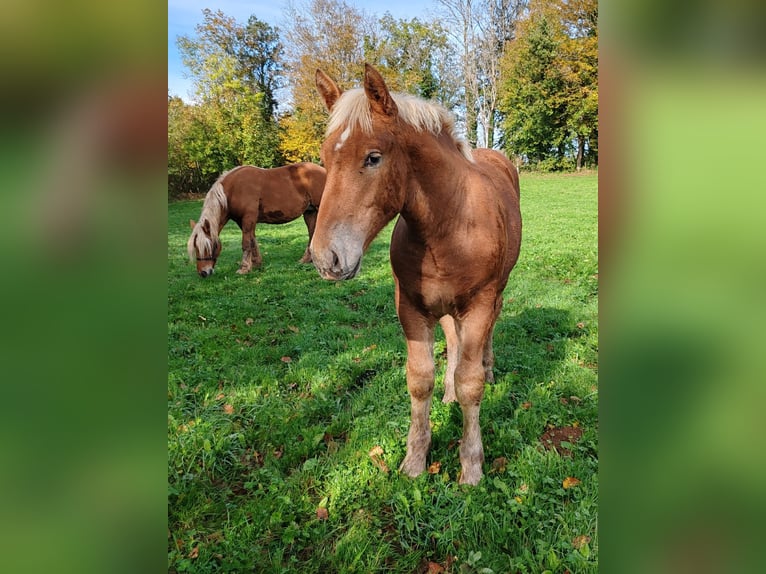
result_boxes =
[0,1,166,573]
[0,0,764,572]
[600,0,766,572]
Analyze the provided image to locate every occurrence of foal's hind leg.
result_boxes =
[299,210,318,263]
[483,329,495,384]
[482,294,504,384]
[440,315,459,403]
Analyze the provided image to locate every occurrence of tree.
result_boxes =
[173,9,283,181]
[558,0,598,169]
[236,16,283,119]
[499,0,598,170]
[280,0,372,162]
[437,0,526,148]
[371,14,455,103]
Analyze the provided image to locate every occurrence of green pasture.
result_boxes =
[168,172,598,573]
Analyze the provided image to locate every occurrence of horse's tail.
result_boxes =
[187,175,230,261]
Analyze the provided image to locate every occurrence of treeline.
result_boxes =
[168,0,597,197]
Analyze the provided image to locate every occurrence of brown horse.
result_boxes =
[187,163,326,277]
[311,64,521,485]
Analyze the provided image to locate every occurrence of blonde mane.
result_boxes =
[326,88,473,162]
[186,169,236,261]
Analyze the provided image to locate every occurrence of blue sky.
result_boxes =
[168,0,437,101]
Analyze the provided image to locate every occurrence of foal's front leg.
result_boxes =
[299,210,318,263]
[453,301,498,485]
[237,218,262,274]
[398,305,436,478]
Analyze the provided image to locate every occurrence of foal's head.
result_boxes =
[310,64,470,281]
[310,64,409,280]
[187,218,221,278]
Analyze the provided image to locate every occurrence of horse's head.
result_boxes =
[310,64,410,280]
[187,218,221,278]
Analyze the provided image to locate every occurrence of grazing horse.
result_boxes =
[311,64,521,485]
[187,163,326,277]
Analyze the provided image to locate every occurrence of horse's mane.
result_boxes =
[327,88,473,162]
[186,169,233,261]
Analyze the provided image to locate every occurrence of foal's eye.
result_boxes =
[364,152,382,168]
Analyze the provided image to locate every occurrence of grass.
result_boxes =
[168,172,598,573]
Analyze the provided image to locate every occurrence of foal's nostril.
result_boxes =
[331,250,340,270]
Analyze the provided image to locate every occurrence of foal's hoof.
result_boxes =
[236,268,250,275]
[399,457,426,478]
[442,391,457,403]
[458,467,483,486]
[299,255,312,264]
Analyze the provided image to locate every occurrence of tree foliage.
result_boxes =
[499,0,598,170]
[370,14,455,103]
[169,2,598,190]
[169,9,283,195]
[280,0,372,163]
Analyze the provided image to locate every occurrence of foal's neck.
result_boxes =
[401,132,470,237]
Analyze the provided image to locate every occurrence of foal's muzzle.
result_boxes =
[310,240,363,281]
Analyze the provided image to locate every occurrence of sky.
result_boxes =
[168,0,438,101]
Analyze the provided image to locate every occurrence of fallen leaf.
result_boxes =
[428,461,441,474]
[514,496,523,504]
[427,561,445,573]
[281,356,292,363]
[223,404,234,414]
[491,457,508,473]
[572,535,591,549]
[521,401,532,409]
[188,546,199,559]
[316,507,329,520]
[288,325,300,333]
[563,476,581,489]
[215,393,225,400]
[368,445,389,473]
[245,317,254,326]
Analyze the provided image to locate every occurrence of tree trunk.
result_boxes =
[576,135,585,170]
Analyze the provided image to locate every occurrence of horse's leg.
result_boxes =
[482,294,504,384]
[251,224,263,268]
[237,218,260,274]
[397,292,436,478]
[453,296,497,485]
[482,330,495,384]
[299,210,317,263]
[440,315,459,403]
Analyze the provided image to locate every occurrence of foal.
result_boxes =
[311,65,521,485]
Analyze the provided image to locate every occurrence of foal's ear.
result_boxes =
[201,220,211,235]
[316,69,342,111]
[364,63,397,117]
[189,219,196,230]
